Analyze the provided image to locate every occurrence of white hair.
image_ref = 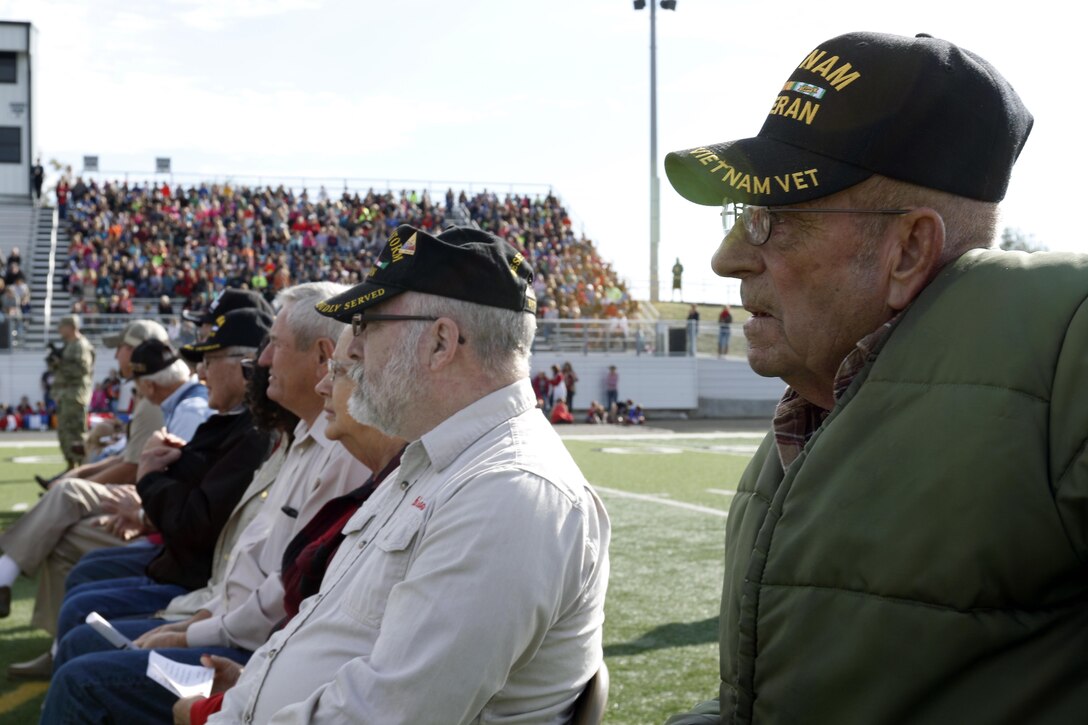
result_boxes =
[402,293,535,381]
[274,282,349,350]
[139,359,191,387]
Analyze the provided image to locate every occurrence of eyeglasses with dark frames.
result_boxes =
[351,313,465,344]
[722,201,911,246]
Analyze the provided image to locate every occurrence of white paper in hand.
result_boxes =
[145,651,214,699]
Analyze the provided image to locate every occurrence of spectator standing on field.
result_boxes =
[686,304,700,355]
[562,360,578,410]
[604,365,619,411]
[718,305,733,357]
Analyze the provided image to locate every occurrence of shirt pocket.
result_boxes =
[340,506,425,627]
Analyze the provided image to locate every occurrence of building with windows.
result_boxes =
[0,21,37,198]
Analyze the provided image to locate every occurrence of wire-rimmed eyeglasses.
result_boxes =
[722,201,911,246]
[351,313,465,344]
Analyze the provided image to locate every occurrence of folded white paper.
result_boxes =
[146,650,214,699]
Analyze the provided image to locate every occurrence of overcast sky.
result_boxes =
[6,0,1083,304]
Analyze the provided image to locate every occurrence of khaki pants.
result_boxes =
[0,478,130,634]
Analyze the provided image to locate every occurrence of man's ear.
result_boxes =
[315,337,335,367]
[427,318,461,371]
[885,207,945,311]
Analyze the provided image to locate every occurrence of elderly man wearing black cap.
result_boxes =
[209,225,611,725]
[35,320,173,490]
[663,33,1088,725]
[183,288,274,342]
[3,311,275,679]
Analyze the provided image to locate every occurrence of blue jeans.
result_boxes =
[56,576,187,647]
[64,541,159,590]
[43,619,250,724]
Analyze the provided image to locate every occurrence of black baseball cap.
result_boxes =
[182,288,273,325]
[314,225,537,322]
[130,339,179,378]
[180,308,274,362]
[664,32,1033,207]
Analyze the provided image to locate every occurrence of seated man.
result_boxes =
[5,310,271,678]
[212,225,610,723]
[50,283,366,649]
[43,324,406,725]
[0,328,210,642]
[1,319,169,625]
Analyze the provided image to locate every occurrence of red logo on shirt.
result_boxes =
[411,496,426,510]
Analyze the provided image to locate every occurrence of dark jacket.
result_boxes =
[668,249,1088,725]
[138,408,274,589]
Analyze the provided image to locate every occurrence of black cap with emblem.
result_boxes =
[664,31,1033,206]
[129,338,180,378]
[180,308,274,362]
[182,288,274,326]
[314,224,537,322]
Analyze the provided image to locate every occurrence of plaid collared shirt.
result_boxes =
[773,314,901,468]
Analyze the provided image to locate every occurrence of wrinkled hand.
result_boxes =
[203,654,244,694]
[172,695,201,725]
[135,630,187,650]
[99,488,143,539]
[133,610,210,649]
[137,429,186,479]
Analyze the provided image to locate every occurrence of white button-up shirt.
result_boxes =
[211,379,611,724]
[186,414,371,651]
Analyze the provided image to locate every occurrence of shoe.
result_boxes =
[7,651,53,681]
[0,585,9,618]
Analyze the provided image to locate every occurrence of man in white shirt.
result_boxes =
[213,224,611,724]
[0,330,208,663]
[40,283,374,723]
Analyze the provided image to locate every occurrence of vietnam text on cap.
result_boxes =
[664,32,1032,207]
[314,224,536,323]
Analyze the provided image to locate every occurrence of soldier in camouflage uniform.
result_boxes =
[49,315,95,468]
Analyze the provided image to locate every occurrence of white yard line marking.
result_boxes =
[0,441,57,448]
[707,489,735,497]
[594,485,728,517]
[12,502,29,511]
[561,431,767,441]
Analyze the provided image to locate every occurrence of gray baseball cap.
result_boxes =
[103,319,170,349]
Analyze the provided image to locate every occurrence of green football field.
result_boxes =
[0,427,762,724]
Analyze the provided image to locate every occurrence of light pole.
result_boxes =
[633,0,676,303]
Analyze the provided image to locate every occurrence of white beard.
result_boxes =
[347,335,422,438]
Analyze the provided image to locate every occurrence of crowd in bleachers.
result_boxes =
[59,177,636,323]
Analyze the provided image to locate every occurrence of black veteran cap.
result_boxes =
[314,225,537,321]
[130,339,179,378]
[183,288,273,326]
[180,308,274,362]
[664,32,1033,206]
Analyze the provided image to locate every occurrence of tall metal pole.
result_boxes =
[648,1,661,303]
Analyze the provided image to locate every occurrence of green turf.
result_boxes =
[0,434,753,724]
[0,445,64,725]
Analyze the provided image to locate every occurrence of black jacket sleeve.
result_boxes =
[137,409,274,589]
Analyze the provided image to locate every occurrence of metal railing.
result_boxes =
[5,314,746,358]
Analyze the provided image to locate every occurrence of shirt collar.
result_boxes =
[292,411,335,451]
[773,313,902,469]
[416,379,537,472]
[159,376,200,420]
